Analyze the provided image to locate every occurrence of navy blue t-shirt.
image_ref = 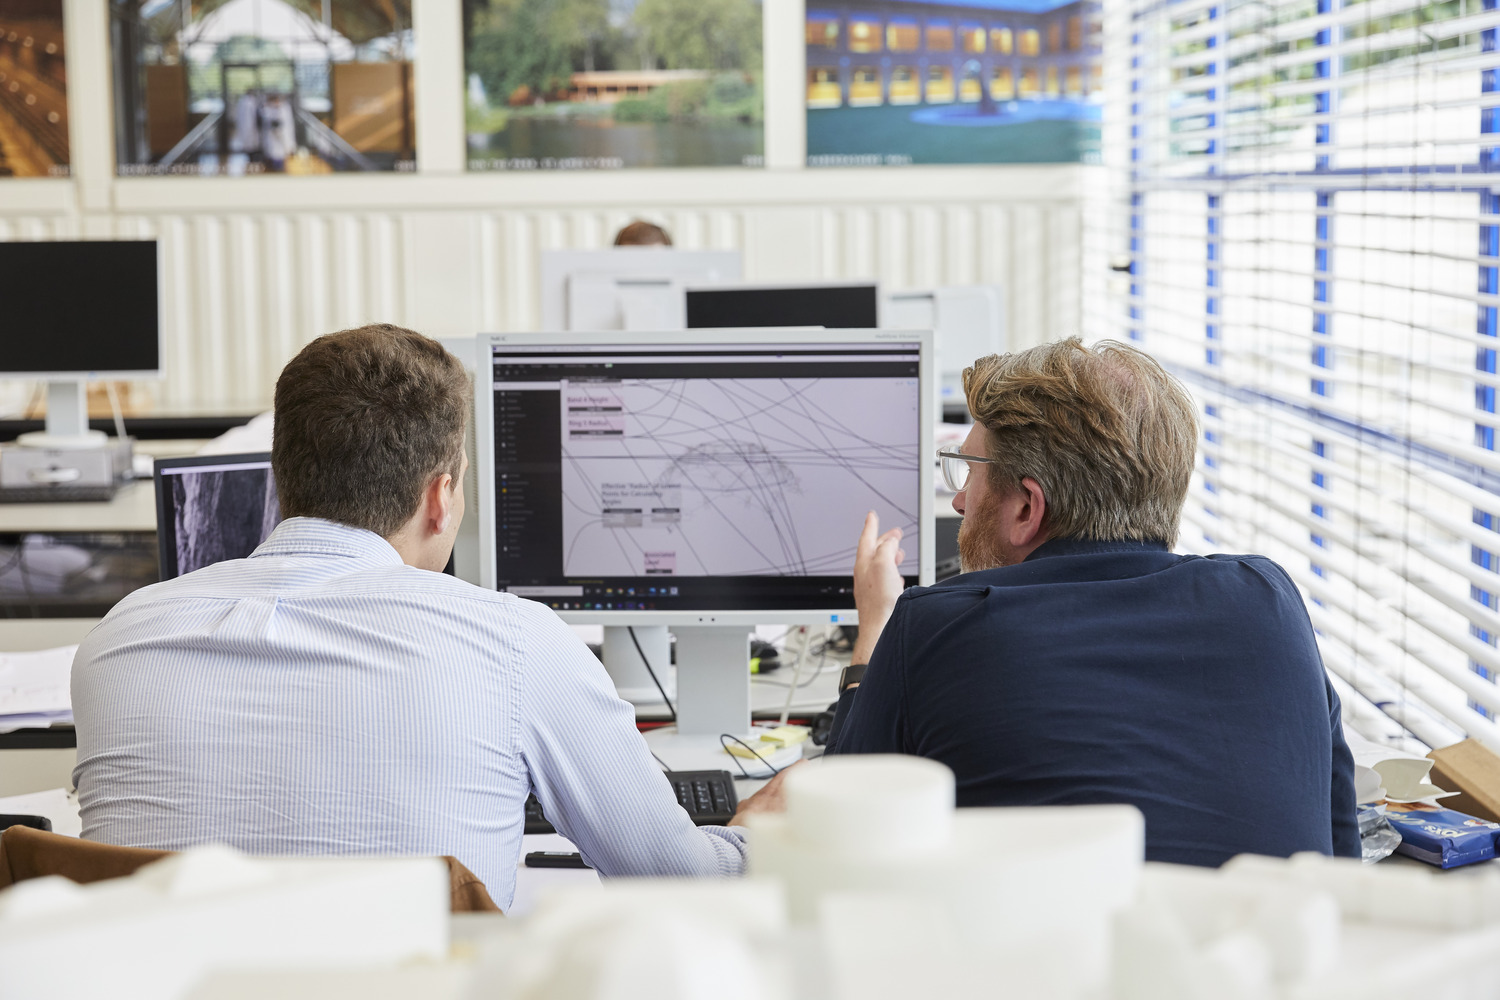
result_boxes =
[827,537,1360,866]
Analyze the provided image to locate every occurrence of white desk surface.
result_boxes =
[0,618,99,650]
[0,439,205,534]
[0,478,157,534]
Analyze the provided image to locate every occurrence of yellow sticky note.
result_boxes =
[726,740,781,760]
[760,725,811,748]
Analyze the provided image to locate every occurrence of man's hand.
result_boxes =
[727,760,804,826]
[852,511,906,666]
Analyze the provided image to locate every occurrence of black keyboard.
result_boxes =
[0,484,118,503]
[525,769,739,835]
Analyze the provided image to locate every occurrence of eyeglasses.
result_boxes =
[937,445,995,493]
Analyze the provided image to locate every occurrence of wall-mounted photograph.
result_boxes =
[110,0,415,177]
[805,0,1101,166]
[0,0,68,177]
[463,0,764,171]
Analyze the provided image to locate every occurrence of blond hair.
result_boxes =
[962,338,1197,546]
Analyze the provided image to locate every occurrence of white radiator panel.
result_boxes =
[1,169,1093,413]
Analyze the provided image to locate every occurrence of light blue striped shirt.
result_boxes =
[71,517,747,908]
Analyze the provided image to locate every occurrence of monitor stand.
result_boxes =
[639,624,800,779]
[601,625,676,704]
[15,381,108,451]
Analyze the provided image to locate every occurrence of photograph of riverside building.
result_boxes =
[806,0,1101,165]
[464,0,764,170]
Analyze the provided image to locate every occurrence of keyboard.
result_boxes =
[0,484,118,503]
[525,769,739,835]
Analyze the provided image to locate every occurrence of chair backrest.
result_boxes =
[0,814,52,833]
[0,825,502,913]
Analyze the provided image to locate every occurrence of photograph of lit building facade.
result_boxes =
[806,0,1100,165]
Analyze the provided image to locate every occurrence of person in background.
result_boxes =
[829,337,1359,867]
[613,220,673,246]
[72,324,789,910]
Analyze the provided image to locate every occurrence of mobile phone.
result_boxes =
[524,851,591,869]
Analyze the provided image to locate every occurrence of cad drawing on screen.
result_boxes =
[558,376,920,581]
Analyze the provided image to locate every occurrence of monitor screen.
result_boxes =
[0,241,160,377]
[539,249,742,331]
[154,454,280,581]
[482,335,925,615]
[685,284,879,330]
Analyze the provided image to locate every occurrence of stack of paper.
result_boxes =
[1345,729,1456,804]
[0,645,77,734]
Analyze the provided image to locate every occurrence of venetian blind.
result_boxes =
[1105,0,1500,752]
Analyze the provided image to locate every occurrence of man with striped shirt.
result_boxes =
[72,324,785,909]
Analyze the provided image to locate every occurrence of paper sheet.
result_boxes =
[0,645,77,726]
[1344,728,1456,804]
[0,787,81,838]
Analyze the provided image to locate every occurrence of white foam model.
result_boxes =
[749,755,1147,998]
[41,757,1500,1000]
[1113,853,1500,1000]
[0,845,449,1000]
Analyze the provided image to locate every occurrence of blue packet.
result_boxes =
[1385,802,1500,869]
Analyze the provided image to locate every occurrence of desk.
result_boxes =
[0,439,204,535]
[0,479,157,534]
[0,619,94,794]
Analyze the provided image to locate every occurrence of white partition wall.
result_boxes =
[0,0,1095,416]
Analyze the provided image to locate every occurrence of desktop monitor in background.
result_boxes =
[155,452,461,580]
[476,329,934,763]
[0,240,160,450]
[539,249,742,332]
[154,454,280,581]
[684,282,880,330]
[884,286,1006,421]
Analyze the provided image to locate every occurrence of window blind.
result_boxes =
[1107,0,1500,751]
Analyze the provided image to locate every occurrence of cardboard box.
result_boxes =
[1427,739,1500,823]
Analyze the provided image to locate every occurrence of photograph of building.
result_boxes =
[110,0,414,177]
[806,0,1101,165]
[0,0,67,177]
[464,0,763,170]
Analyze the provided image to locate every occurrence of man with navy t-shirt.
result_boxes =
[829,338,1359,866]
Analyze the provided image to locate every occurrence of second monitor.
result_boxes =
[685,282,880,330]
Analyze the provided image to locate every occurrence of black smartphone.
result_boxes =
[524,851,591,869]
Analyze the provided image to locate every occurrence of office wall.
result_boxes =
[0,0,1094,415]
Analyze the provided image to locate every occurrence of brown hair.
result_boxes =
[613,220,673,246]
[962,338,1197,546]
[272,324,471,538]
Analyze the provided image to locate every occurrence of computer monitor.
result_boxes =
[0,240,161,449]
[685,282,880,330]
[884,286,1006,420]
[155,451,462,581]
[539,249,742,332]
[154,453,280,581]
[476,329,934,743]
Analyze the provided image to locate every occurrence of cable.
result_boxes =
[779,625,810,725]
[651,750,670,772]
[628,625,676,722]
[104,381,127,444]
[718,734,780,776]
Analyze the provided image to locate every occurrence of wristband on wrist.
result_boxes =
[839,663,867,694]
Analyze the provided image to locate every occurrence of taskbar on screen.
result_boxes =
[497,575,919,612]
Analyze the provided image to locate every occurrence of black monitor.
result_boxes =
[154,454,280,580]
[0,241,160,378]
[153,452,458,580]
[685,282,880,330]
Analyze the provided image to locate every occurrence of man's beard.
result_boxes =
[956,485,1012,573]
